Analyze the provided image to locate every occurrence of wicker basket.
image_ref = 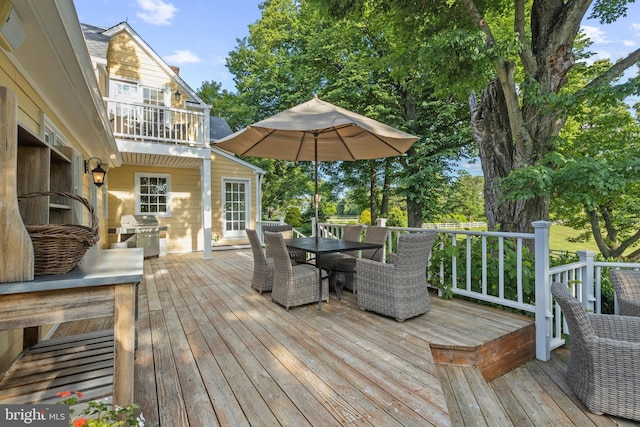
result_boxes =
[17,191,99,275]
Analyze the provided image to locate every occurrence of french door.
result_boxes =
[222,179,250,238]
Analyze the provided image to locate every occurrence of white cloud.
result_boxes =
[581,25,609,44]
[623,39,637,47]
[632,23,640,30]
[136,0,178,26]
[164,50,200,64]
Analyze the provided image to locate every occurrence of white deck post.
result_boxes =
[577,250,597,312]
[533,220,552,361]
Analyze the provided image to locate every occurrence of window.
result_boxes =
[40,112,67,148]
[135,173,171,216]
[114,81,139,101]
[142,87,163,106]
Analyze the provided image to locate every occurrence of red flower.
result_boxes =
[74,418,87,427]
[75,391,84,399]
[56,391,72,398]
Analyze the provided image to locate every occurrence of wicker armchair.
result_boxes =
[357,231,436,322]
[264,231,329,310]
[262,224,307,263]
[550,282,640,420]
[610,270,640,317]
[246,229,274,294]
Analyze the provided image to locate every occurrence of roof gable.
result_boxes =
[83,21,208,109]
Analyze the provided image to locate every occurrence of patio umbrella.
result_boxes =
[215,96,419,237]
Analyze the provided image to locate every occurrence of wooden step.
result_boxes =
[431,322,535,381]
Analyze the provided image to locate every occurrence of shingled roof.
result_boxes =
[209,117,233,142]
[81,23,109,59]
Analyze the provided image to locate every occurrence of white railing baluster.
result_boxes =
[107,99,206,145]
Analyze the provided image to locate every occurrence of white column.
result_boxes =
[202,156,212,259]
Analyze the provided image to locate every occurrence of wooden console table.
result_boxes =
[0,248,143,406]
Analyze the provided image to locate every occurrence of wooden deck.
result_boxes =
[7,249,639,426]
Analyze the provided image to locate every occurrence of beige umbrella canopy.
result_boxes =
[215,96,419,236]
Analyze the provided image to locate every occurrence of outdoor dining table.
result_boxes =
[283,237,384,310]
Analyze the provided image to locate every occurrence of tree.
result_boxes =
[196,81,253,131]
[318,0,640,233]
[227,0,473,227]
[552,83,640,260]
[254,158,313,219]
[443,172,485,222]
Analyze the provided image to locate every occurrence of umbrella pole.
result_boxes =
[314,157,319,241]
[314,132,319,242]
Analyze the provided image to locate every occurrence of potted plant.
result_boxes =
[211,232,219,246]
[57,391,144,426]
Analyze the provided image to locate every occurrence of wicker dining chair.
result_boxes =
[262,224,307,263]
[343,226,388,293]
[610,269,640,317]
[357,231,436,322]
[246,228,274,294]
[550,282,640,421]
[264,231,329,310]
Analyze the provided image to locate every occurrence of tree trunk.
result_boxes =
[380,159,392,217]
[369,167,378,224]
[464,0,582,233]
[407,198,422,228]
[470,85,549,233]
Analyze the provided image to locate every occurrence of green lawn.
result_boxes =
[549,224,598,253]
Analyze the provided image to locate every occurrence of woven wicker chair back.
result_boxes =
[610,270,640,316]
[342,225,363,242]
[264,231,294,276]
[550,282,596,341]
[362,226,388,261]
[246,229,267,265]
[263,225,293,259]
[394,232,437,274]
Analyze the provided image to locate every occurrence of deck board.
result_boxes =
[22,249,635,427]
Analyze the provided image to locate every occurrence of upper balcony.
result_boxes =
[107,99,208,147]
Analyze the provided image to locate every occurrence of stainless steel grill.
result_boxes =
[115,214,167,258]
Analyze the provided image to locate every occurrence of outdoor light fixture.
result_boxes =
[85,157,107,187]
[174,90,181,102]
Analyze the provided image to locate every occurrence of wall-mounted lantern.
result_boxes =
[85,157,107,187]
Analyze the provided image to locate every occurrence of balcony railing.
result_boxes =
[107,100,208,146]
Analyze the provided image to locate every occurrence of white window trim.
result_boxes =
[110,78,172,104]
[40,112,67,148]
[135,172,172,217]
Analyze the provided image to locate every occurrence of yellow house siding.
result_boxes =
[107,32,187,108]
[107,32,143,83]
[107,165,202,253]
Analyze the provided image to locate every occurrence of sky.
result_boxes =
[75,0,264,92]
[75,0,639,176]
[75,0,640,93]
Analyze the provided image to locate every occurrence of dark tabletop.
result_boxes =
[283,237,383,254]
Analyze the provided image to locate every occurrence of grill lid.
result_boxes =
[120,214,159,228]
